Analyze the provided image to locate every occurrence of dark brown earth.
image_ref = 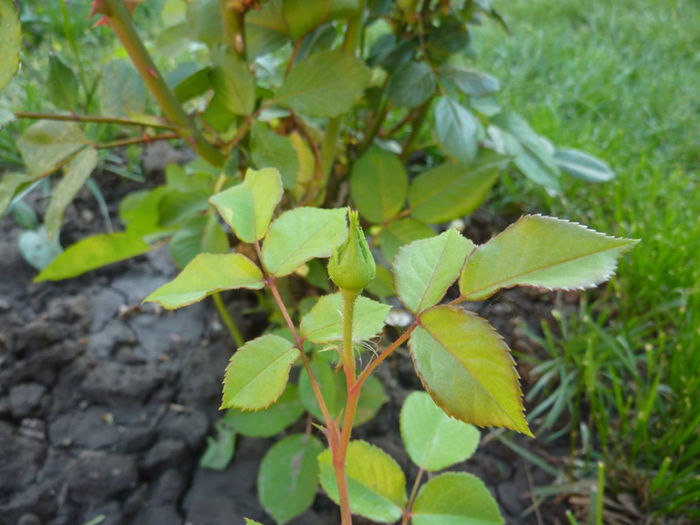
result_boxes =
[0,169,575,525]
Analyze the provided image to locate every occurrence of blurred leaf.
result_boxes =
[410,306,532,436]
[426,19,470,62]
[120,187,171,239]
[439,65,500,97]
[145,252,263,309]
[10,201,39,230]
[394,229,473,313]
[434,96,479,164]
[225,384,304,437]
[19,227,63,271]
[412,473,503,524]
[17,121,91,178]
[168,214,229,269]
[299,357,346,420]
[201,93,236,132]
[250,122,298,189]
[0,173,34,215]
[187,0,223,47]
[34,232,150,282]
[258,434,324,524]
[350,146,408,223]
[246,0,291,59]
[211,50,255,116]
[386,61,435,108]
[221,334,298,410]
[0,0,21,92]
[318,440,406,523]
[366,264,394,298]
[158,190,209,227]
[48,55,80,110]
[459,215,638,300]
[355,375,387,427]
[44,148,97,240]
[99,60,147,116]
[400,391,480,471]
[282,0,360,39]
[377,218,434,263]
[275,49,370,118]
[262,207,348,277]
[199,420,236,471]
[554,148,616,183]
[173,65,212,103]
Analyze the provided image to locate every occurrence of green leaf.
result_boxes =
[187,0,223,47]
[120,187,171,239]
[318,440,406,523]
[173,65,212,103]
[412,472,504,525]
[408,152,507,223]
[0,173,34,216]
[0,0,21,92]
[17,121,91,178]
[250,123,298,189]
[459,214,638,301]
[245,0,291,59]
[386,61,435,108]
[409,306,532,436]
[258,434,324,524]
[377,218,434,263]
[44,148,97,240]
[282,0,360,39]
[48,55,80,110]
[400,391,480,471]
[199,419,236,471]
[210,167,283,243]
[225,384,304,437]
[355,375,387,427]
[366,264,395,298]
[99,60,147,116]
[34,232,150,282]
[262,207,348,277]
[244,520,263,525]
[211,50,255,116]
[145,253,263,309]
[300,293,391,344]
[168,214,229,269]
[425,19,470,62]
[554,148,616,183]
[350,146,408,224]
[275,49,369,118]
[434,96,479,164]
[394,229,473,313]
[19,227,63,271]
[221,334,298,410]
[299,356,346,420]
[439,65,500,97]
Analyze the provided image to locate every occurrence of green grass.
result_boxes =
[474,0,700,518]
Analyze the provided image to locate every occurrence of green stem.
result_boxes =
[103,0,225,166]
[14,111,178,130]
[212,292,244,347]
[341,289,359,384]
[401,467,425,525]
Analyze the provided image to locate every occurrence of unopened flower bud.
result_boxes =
[328,209,376,292]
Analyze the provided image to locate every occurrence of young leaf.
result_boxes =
[354,375,388,427]
[275,49,370,118]
[262,207,348,277]
[377,218,434,263]
[408,152,507,223]
[439,65,500,97]
[224,384,304,437]
[250,123,298,189]
[99,60,147,116]
[168,214,229,269]
[258,434,324,524]
[400,391,480,471]
[221,334,298,410]
[318,440,407,523]
[17,121,91,178]
[434,96,479,164]
[394,229,473,313]
[459,215,638,301]
[199,420,236,471]
[34,232,150,282]
[300,293,391,344]
[48,55,80,110]
[145,253,264,309]
[409,306,532,436]
[211,50,255,116]
[386,61,436,108]
[299,357,346,420]
[554,148,616,183]
[411,472,504,525]
[350,146,408,224]
[44,148,98,240]
[0,0,21,92]
[209,167,283,243]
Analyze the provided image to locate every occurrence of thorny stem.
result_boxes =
[211,292,244,347]
[102,0,225,166]
[14,111,178,130]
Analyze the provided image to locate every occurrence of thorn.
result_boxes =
[92,16,110,28]
[147,67,158,79]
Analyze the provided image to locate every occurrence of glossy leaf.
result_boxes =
[434,96,479,164]
[282,0,360,39]
[459,215,638,301]
[318,440,406,523]
[377,218,434,263]
[211,50,255,116]
[258,434,324,524]
[34,232,150,282]
[355,375,388,427]
[400,391,480,471]
[44,148,97,240]
[408,153,507,223]
[210,167,283,243]
[225,384,304,437]
[299,356,346,420]
[145,253,264,309]
[412,472,503,525]
[168,214,229,269]
[410,306,532,436]
[262,207,348,277]
[275,49,369,118]
[221,334,298,410]
[386,61,435,108]
[394,229,473,313]
[554,148,616,183]
[439,65,500,97]
[17,121,91,178]
[300,293,391,344]
[48,55,80,110]
[250,123,298,189]
[99,60,147,116]
[350,146,408,224]
[0,0,21,92]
